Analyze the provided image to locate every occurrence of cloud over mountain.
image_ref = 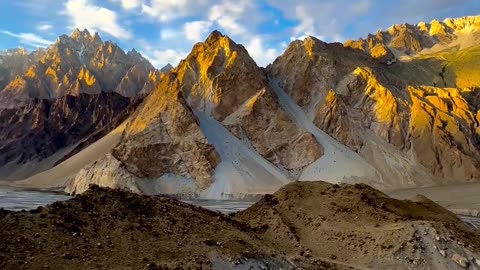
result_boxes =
[0,0,479,67]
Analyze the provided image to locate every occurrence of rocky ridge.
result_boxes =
[4,16,480,197]
[0,30,158,180]
[235,181,480,269]
[0,48,45,90]
[0,29,156,108]
[67,31,325,197]
[176,31,322,177]
[0,185,294,270]
[1,183,479,269]
[268,33,480,188]
[345,16,480,62]
[0,92,139,180]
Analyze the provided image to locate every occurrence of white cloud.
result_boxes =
[208,0,254,35]
[141,0,213,22]
[145,49,187,67]
[267,0,477,42]
[160,29,180,40]
[36,23,53,32]
[184,21,212,42]
[138,39,188,67]
[332,33,345,43]
[0,30,54,47]
[120,0,140,10]
[100,0,479,69]
[64,0,132,39]
[292,5,319,38]
[245,36,278,67]
[350,0,372,15]
[266,1,350,42]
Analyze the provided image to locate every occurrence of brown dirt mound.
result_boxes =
[0,186,296,270]
[234,181,480,269]
[2,182,479,270]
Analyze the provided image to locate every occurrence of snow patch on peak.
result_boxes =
[77,43,86,64]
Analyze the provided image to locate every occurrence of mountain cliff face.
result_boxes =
[46,19,480,196]
[67,73,220,195]
[0,48,45,90]
[345,16,480,62]
[0,30,156,180]
[5,16,480,197]
[175,31,322,176]
[268,29,480,188]
[0,29,156,108]
[0,93,140,180]
[68,31,324,196]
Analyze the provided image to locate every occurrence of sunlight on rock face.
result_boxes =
[354,67,399,126]
[44,67,58,84]
[3,13,480,200]
[78,68,97,86]
[25,66,36,78]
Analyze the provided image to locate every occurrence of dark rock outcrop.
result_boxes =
[0,92,136,180]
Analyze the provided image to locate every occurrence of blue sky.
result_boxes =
[1,0,479,67]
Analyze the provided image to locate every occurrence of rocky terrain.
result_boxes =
[1,182,479,269]
[68,18,480,197]
[236,181,480,269]
[0,29,156,108]
[0,92,136,180]
[2,16,480,199]
[0,185,295,270]
[0,48,45,90]
[0,29,161,181]
[66,31,325,197]
[268,16,480,188]
[345,16,480,61]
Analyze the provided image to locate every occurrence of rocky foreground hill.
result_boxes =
[1,182,479,269]
[2,16,480,198]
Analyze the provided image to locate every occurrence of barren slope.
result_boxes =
[235,181,480,269]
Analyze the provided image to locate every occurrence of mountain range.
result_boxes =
[2,16,480,198]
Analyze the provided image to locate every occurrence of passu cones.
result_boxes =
[1,16,480,199]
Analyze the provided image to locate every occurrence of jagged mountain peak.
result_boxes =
[303,35,322,43]
[199,30,246,55]
[160,63,173,73]
[204,30,227,43]
[443,15,480,30]
[53,29,103,51]
[66,28,324,197]
[302,36,329,54]
[91,31,103,44]
[0,47,46,90]
[345,15,480,61]
[0,30,155,107]
[2,47,29,56]
[71,28,92,40]
[386,15,480,34]
[173,29,266,120]
[177,30,259,78]
[282,35,368,63]
[127,48,139,55]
